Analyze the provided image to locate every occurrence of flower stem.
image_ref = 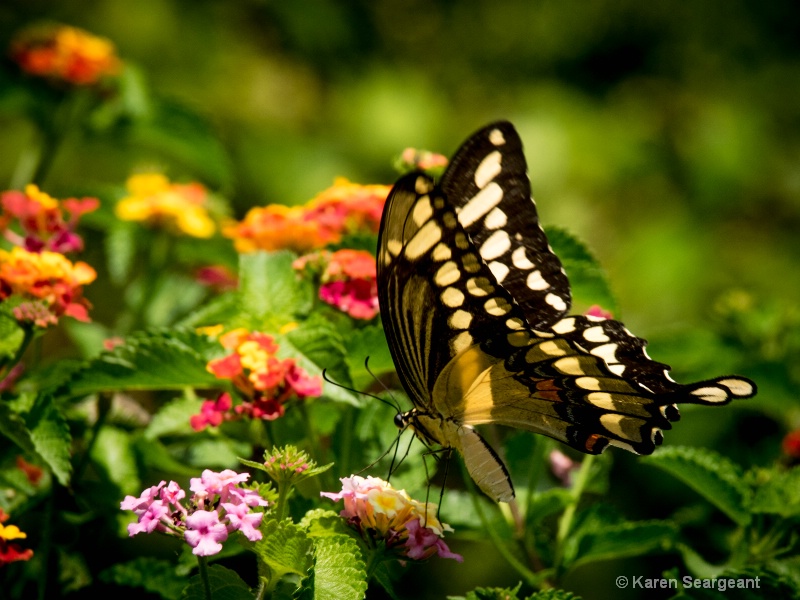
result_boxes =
[554,453,596,572]
[460,461,546,588]
[197,556,212,600]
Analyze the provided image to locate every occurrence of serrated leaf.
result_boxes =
[546,226,616,314]
[181,564,252,600]
[62,328,222,399]
[526,590,583,600]
[642,446,751,526]
[0,401,36,455]
[568,520,677,570]
[100,557,186,600]
[89,425,140,495]
[449,583,524,600]
[750,467,800,517]
[285,315,353,388]
[255,519,314,588]
[27,395,72,486]
[300,509,351,538]
[239,251,313,326]
[179,292,241,328]
[280,324,360,407]
[311,534,368,600]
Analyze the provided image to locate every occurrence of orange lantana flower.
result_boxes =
[10,23,120,86]
[224,178,390,253]
[0,247,96,326]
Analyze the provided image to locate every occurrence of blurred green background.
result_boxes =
[1,0,797,337]
[1,1,798,598]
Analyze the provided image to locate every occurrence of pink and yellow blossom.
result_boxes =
[192,330,322,430]
[1,185,98,254]
[294,249,379,320]
[321,475,462,562]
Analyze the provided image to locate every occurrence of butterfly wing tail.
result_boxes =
[458,425,515,502]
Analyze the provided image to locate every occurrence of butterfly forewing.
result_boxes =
[440,121,571,331]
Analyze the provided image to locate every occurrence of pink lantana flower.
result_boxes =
[294,249,379,320]
[120,469,268,557]
[321,475,462,563]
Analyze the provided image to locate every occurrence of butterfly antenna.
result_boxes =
[355,428,404,475]
[364,357,402,413]
[321,367,400,414]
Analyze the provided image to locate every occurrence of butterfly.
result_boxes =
[376,121,756,503]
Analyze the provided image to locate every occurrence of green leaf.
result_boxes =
[239,251,313,327]
[343,324,395,388]
[299,509,351,538]
[181,564,252,600]
[750,467,800,517]
[100,557,185,600]
[526,590,583,600]
[285,315,353,387]
[89,425,141,496]
[280,321,360,407]
[449,583,524,600]
[127,97,234,190]
[105,220,138,285]
[62,328,222,399]
[0,303,25,359]
[526,488,573,526]
[132,436,199,477]
[144,395,204,440]
[568,520,677,570]
[642,446,751,526]
[27,395,72,486]
[254,518,314,587]
[311,534,368,600]
[0,401,37,455]
[546,226,617,314]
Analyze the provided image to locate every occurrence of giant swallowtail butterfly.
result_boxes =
[376,121,756,503]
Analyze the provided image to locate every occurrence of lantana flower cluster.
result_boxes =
[0,246,96,327]
[115,174,217,238]
[395,147,449,173]
[224,178,390,253]
[120,469,267,557]
[321,476,462,563]
[0,509,33,566]
[1,184,98,254]
[10,23,120,86]
[293,249,378,320]
[191,329,322,430]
